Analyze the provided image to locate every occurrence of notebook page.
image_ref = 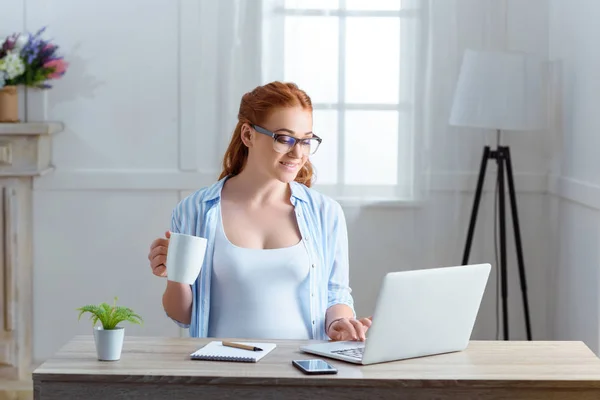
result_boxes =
[190,341,277,362]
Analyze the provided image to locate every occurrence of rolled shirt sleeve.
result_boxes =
[326,202,356,317]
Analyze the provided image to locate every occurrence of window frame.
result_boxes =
[261,0,424,202]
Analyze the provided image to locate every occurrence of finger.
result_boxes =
[153,264,166,276]
[165,230,171,239]
[148,239,169,261]
[149,245,168,261]
[153,264,167,277]
[328,329,343,341]
[150,254,167,271]
[328,318,346,341]
[149,237,169,252]
[330,327,350,342]
[336,319,359,341]
[349,319,366,341]
[360,317,372,329]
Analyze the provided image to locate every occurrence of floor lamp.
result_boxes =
[448,49,545,341]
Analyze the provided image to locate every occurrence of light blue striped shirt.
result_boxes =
[168,176,356,340]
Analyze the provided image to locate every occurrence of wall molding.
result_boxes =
[35,170,600,209]
[33,168,550,193]
[548,175,600,211]
[428,171,548,194]
[33,169,217,191]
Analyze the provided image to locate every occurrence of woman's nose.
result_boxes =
[289,141,304,158]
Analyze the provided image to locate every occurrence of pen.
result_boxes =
[222,341,263,352]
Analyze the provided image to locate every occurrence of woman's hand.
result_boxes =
[327,316,372,341]
[148,231,170,277]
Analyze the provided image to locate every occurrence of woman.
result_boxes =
[148,81,372,341]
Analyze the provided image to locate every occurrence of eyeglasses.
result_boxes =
[251,124,322,156]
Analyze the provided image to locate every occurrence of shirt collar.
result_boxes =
[201,176,309,204]
[289,180,309,203]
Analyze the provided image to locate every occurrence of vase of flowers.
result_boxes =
[0,27,68,122]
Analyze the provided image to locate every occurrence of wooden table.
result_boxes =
[33,336,600,399]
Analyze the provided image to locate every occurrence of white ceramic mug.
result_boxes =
[166,233,208,285]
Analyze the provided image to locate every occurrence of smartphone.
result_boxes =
[292,359,338,375]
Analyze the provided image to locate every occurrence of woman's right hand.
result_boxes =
[148,231,171,277]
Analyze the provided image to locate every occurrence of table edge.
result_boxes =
[31,373,600,389]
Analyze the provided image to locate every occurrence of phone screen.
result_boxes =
[293,359,337,374]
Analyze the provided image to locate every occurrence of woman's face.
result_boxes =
[243,106,316,183]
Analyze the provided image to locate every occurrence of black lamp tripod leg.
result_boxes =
[463,144,532,342]
[503,146,532,340]
[496,149,509,340]
[462,147,491,265]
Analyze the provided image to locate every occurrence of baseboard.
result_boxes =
[548,175,600,210]
[0,380,32,400]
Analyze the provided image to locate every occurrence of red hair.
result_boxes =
[218,81,315,187]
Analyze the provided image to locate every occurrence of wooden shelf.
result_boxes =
[0,122,64,136]
[0,122,63,177]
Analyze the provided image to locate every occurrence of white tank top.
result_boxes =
[207,209,311,340]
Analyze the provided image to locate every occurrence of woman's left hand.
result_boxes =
[327,316,372,341]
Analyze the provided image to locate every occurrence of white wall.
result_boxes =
[547,0,600,354]
[1,0,557,363]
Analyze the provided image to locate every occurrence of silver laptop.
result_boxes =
[300,263,491,365]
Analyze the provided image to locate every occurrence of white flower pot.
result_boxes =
[93,326,124,361]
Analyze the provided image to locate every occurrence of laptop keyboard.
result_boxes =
[331,347,364,359]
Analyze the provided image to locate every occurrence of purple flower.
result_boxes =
[0,33,18,59]
[20,27,50,64]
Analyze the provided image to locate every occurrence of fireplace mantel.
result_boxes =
[0,122,63,399]
[0,122,63,177]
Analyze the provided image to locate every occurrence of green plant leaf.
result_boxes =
[76,297,143,330]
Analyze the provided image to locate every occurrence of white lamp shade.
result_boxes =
[449,49,545,131]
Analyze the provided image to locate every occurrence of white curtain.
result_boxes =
[195,0,265,170]
[414,0,509,261]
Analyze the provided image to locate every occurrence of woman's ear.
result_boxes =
[240,123,253,148]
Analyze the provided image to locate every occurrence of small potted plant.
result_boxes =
[76,297,143,361]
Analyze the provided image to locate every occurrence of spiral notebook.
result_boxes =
[190,341,277,363]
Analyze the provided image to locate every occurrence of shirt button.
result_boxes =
[311,264,315,268]
[312,320,315,325]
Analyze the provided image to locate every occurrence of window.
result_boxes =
[262,0,422,200]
